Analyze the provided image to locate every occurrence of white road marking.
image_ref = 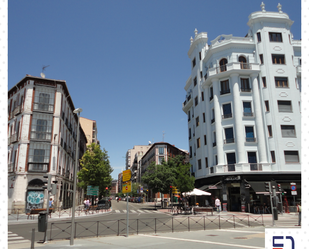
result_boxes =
[115,210,120,213]
[131,210,137,213]
[218,229,264,234]
[138,234,264,249]
[137,210,145,213]
[8,240,30,244]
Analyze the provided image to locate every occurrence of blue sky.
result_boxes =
[8,0,301,180]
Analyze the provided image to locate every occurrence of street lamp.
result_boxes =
[70,107,82,245]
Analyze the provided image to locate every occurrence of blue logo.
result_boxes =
[273,236,294,249]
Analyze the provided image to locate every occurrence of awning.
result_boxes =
[199,181,222,191]
[247,181,281,195]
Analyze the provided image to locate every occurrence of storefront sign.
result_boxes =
[224,176,241,181]
[291,191,297,195]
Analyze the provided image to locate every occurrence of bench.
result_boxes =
[27,208,54,219]
[193,207,213,215]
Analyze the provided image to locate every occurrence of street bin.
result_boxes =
[273,208,278,220]
[38,211,48,232]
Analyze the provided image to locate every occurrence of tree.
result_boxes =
[77,143,113,198]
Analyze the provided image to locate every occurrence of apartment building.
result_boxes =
[140,142,189,201]
[79,117,99,146]
[182,3,301,211]
[8,75,87,212]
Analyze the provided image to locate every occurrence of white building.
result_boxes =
[8,75,87,212]
[182,3,301,211]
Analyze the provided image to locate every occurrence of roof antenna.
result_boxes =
[41,65,50,78]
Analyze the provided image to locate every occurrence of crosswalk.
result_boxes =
[113,209,160,214]
[8,231,30,245]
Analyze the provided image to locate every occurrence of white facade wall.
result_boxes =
[183,6,301,181]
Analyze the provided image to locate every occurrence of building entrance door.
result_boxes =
[229,187,241,211]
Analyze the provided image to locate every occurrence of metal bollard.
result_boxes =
[31,228,35,249]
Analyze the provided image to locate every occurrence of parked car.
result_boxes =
[96,198,111,210]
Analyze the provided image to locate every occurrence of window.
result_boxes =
[38,93,50,111]
[200,71,203,79]
[259,54,264,64]
[211,109,215,123]
[241,78,251,91]
[36,119,48,139]
[265,101,270,112]
[210,87,214,101]
[190,146,192,158]
[271,151,276,162]
[220,80,230,95]
[219,58,228,72]
[224,127,234,144]
[248,152,258,170]
[245,126,255,142]
[159,147,164,155]
[262,77,267,87]
[213,132,216,147]
[284,151,299,163]
[159,156,164,164]
[272,54,285,64]
[226,153,236,171]
[192,57,196,68]
[268,125,273,137]
[194,77,197,86]
[196,116,199,127]
[269,32,282,42]
[257,32,261,42]
[188,110,191,122]
[195,96,198,106]
[189,128,191,140]
[199,52,201,60]
[201,92,204,101]
[197,138,201,148]
[278,100,292,112]
[204,135,207,145]
[203,113,205,123]
[205,157,208,168]
[281,125,296,137]
[243,102,253,116]
[215,155,218,165]
[198,159,202,170]
[222,103,232,119]
[239,56,249,69]
[275,77,288,88]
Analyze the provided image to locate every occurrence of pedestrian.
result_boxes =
[49,198,53,208]
[215,197,221,212]
[297,202,301,226]
[86,198,90,209]
[84,198,87,209]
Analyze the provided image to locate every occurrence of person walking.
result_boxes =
[297,203,301,226]
[215,197,221,212]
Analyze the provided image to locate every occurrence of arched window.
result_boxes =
[219,58,227,72]
[239,56,249,69]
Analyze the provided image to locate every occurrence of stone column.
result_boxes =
[231,74,246,163]
[212,78,224,165]
[251,73,267,163]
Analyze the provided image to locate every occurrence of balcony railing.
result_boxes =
[13,105,22,116]
[241,88,252,92]
[250,163,262,171]
[28,163,48,172]
[246,137,256,142]
[209,163,274,175]
[220,89,230,95]
[240,63,251,69]
[183,94,192,107]
[222,113,232,119]
[30,131,52,141]
[33,102,54,113]
[243,112,254,117]
[8,162,15,172]
[212,142,216,147]
[224,138,235,144]
[211,118,215,124]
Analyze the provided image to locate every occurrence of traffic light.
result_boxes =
[43,174,51,190]
[277,184,282,192]
[264,182,270,192]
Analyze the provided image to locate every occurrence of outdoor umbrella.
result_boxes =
[183,188,211,206]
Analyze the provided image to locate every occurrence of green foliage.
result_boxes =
[77,143,113,197]
[142,155,194,196]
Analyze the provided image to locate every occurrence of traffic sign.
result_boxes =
[87,185,99,196]
[122,170,132,182]
[122,181,132,194]
[290,185,296,191]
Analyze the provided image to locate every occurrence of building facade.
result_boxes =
[140,142,189,201]
[79,117,99,146]
[8,75,87,212]
[182,4,301,211]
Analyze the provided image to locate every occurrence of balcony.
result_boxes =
[209,163,273,175]
[224,138,235,144]
[222,113,232,119]
[8,162,15,172]
[182,94,193,112]
[241,88,252,92]
[28,163,48,172]
[220,89,230,95]
[243,112,254,117]
[30,131,52,141]
[13,105,22,116]
[246,137,256,143]
[33,102,54,113]
[250,163,262,171]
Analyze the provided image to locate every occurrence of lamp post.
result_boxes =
[70,108,82,245]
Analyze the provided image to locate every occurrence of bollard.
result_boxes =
[31,228,35,249]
